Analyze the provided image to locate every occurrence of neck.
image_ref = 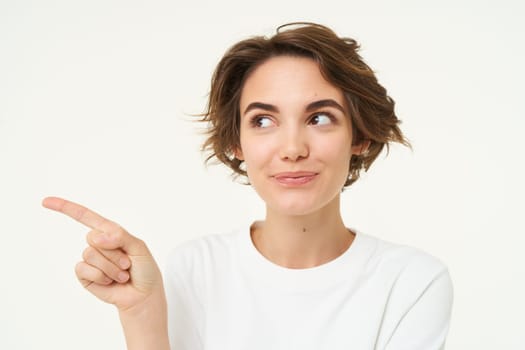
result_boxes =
[251,196,354,269]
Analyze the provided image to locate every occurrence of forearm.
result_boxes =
[119,291,170,350]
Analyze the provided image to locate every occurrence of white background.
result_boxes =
[1,0,524,348]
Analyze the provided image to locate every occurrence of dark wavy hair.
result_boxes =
[201,22,409,186]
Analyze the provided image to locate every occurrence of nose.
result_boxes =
[278,127,309,161]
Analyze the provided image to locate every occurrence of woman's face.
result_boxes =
[237,55,365,216]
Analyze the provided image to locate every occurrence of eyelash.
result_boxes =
[309,111,336,125]
[249,111,337,128]
[249,115,273,128]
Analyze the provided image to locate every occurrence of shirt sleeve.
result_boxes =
[385,268,454,349]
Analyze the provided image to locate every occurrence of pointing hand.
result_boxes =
[42,197,163,312]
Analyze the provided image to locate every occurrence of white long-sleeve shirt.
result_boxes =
[165,225,453,350]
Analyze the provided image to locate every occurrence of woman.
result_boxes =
[43,23,453,349]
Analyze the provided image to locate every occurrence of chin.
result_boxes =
[253,179,343,217]
[267,195,333,217]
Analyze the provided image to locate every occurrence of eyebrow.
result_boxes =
[243,99,346,115]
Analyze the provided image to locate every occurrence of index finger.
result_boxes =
[42,196,110,231]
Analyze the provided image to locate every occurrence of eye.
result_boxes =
[309,112,334,126]
[250,115,274,128]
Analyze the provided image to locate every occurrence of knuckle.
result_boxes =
[135,238,145,247]
[82,246,96,262]
[113,225,126,239]
[74,262,84,275]
[91,267,108,284]
[86,229,100,245]
[75,262,109,286]
[134,238,148,252]
[95,270,109,283]
[75,262,91,282]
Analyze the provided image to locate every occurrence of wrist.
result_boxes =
[118,289,170,350]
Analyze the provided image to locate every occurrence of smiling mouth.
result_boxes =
[272,172,318,186]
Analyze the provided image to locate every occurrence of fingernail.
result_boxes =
[118,271,129,282]
[119,258,130,269]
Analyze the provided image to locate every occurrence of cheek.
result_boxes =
[316,134,353,163]
[239,137,274,167]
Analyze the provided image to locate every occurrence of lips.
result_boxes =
[272,171,318,186]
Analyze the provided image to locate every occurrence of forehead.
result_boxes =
[239,55,345,111]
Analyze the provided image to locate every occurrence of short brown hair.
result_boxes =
[201,22,409,186]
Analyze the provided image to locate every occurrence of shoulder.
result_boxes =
[356,232,453,309]
[359,235,454,348]
[165,228,243,276]
[359,232,450,281]
[358,233,453,324]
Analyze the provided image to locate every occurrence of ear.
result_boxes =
[351,140,371,156]
[233,147,244,160]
